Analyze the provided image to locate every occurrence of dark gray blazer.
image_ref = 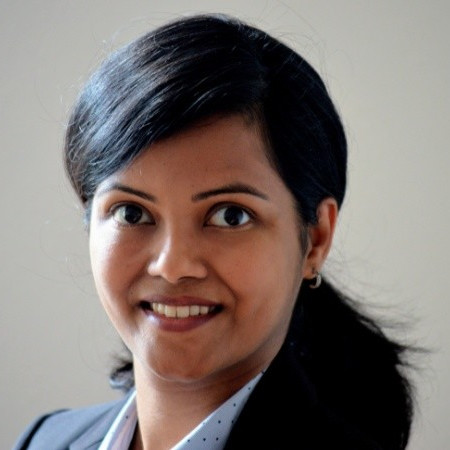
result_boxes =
[13,341,383,450]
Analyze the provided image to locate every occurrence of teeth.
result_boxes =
[165,305,177,318]
[150,302,215,318]
[189,305,200,316]
[176,306,190,318]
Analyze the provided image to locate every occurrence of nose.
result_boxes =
[146,226,208,284]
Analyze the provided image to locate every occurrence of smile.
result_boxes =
[140,301,219,319]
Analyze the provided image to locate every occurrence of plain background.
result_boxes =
[1,1,448,448]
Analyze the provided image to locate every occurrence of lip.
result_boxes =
[138,295,222,332]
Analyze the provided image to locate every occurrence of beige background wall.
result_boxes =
[1,1,448,448]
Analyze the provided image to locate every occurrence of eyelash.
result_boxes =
[108,202,255,228]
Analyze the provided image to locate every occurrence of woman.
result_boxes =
[14,13,413,450]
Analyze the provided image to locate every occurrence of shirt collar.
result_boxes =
[99,372,263,450]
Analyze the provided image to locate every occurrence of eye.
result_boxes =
[207,205,252,228]
[111,204,153,225]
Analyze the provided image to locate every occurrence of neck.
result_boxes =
[131,359,260,450]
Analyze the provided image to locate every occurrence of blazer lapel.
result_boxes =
[69,394,130,450]
[223,343,319,449]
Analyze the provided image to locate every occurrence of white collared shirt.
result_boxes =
[99,372,263,450]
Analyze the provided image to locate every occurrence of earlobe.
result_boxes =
[302,197,338,280]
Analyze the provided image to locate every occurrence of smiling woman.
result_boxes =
[14,13,414,450]
[89,115,309,385]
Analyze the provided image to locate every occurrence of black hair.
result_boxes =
[64,14,414,449]
[65,14,345,224]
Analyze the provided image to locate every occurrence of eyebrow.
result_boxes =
[96,182,269,203]
[96,183,157,202]
[191,183,269,202]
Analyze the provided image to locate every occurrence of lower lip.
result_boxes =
[140,308,218,332]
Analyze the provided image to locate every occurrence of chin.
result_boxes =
[141,353,219,383]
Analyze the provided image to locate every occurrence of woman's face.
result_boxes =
[89,115,310,386]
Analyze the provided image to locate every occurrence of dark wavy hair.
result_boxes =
[64,14,414,449]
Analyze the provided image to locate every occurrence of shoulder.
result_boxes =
[225,343,384,450]
[13,394,129,450]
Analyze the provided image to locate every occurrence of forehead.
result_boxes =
[114,115,281,189]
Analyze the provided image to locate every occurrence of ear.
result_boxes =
[302,197,338,280]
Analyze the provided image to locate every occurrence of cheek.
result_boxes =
[218,232,303,317]
[89,228,115,286]
[89,229,146,350]
[89,227,137,307]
